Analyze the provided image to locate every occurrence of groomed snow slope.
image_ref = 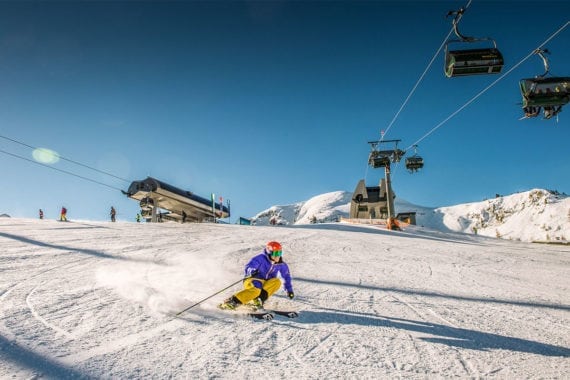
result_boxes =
[0,218,568,379]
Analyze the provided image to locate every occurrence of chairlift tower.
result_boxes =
[367,139,405,220]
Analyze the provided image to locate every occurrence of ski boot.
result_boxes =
[219,296,240,310]
[249,297,264,310]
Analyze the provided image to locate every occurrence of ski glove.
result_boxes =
[246,268,259,277]
[287,291,294,299]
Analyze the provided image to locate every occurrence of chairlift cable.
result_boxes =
[381,0,472,141]
[0,148,124,192]
[381,28,453,139]
[0,133,131,183]
[406,20,569,151]
[371,1,472,177]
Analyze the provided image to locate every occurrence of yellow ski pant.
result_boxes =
[234,277,282,305]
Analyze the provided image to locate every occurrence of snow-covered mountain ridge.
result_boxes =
[252,189,569,243]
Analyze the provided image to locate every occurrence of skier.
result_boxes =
[219,241,294,310]
[110,206,116,222]
[60,206,67,222]
[39,209,44,220]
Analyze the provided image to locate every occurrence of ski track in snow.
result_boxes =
[0,218,569,378]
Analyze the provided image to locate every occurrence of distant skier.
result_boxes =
[219,241,294,310]
[60,206,67,222]
[136,213,141,223]
[110,206,116,222]
[39,209,44,220]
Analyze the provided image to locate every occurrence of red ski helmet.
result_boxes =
[266,241,282,258]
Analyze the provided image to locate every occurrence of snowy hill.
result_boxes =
[251,189,569,243]
[251,191,352,226]
[421,189,569,243]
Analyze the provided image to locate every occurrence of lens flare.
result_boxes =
[32,148,60,164]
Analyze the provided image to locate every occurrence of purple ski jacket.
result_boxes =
[243,251,293,293]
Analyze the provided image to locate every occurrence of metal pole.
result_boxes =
[151,205,158,223]
[211,193,216,223]
[385,163,395,219]
[175,275,251,316]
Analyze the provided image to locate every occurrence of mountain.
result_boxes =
[250,191,352,226]
[251,189,569,243]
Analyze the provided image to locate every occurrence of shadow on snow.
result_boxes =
[295,277,570,312]
[294,309,570,357]
[0,333,91,379]
[292,277,569,357]
[0,232,163,264]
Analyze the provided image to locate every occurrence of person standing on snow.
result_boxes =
[60,206,67,222]
[39,209,44,220]
[219,241,294,310]
[110,206,116,222]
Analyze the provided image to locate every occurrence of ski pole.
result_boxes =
[175,275,251,316]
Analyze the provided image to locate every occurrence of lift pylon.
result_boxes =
[367,139,405,224]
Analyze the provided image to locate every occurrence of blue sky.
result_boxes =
[0,1,568,222]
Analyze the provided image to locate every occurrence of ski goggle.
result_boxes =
[267,248,282,257]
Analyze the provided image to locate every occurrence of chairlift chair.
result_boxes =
[444,7,504,78]
[405,156,424,173]
[445,41,504,77]
[519,49,570,119]
[519,77,570,108]
[367,139,404,168]
[368,151,391,168]
[405,145,424,173]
